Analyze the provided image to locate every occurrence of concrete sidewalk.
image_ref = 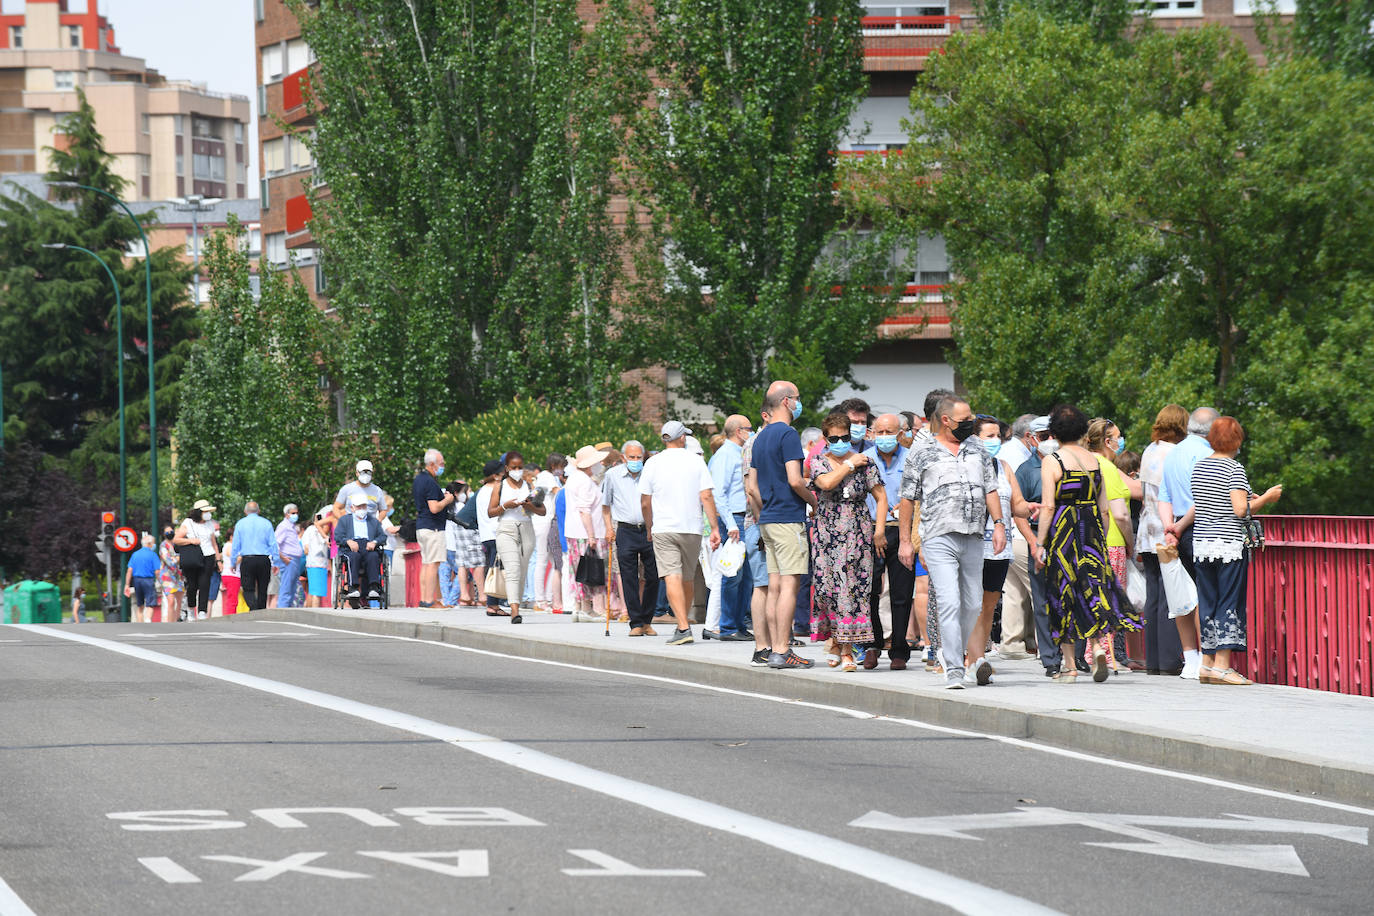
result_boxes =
[250,605,1374,806]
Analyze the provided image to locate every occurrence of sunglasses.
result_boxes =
[824,434,848,443]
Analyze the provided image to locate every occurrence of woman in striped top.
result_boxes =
[1167,417,1283,685]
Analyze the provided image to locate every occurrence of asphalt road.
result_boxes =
[2,618,1371,916]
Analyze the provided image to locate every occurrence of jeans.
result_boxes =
[923,532,985,679]
[715,515,752,634]
[868,525,916,660]
[615,523,658,629]
[441,549,461,606]
[278,555,303,608]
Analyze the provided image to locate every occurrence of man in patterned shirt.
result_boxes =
[898,395,1008,689]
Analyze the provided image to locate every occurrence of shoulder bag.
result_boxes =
[484,557,507,599]
[575,545,607,588]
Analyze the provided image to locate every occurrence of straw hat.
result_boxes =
[573,445,610,469]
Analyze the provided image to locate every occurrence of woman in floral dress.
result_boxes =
[808,411,887,671]
[157,526,184,623]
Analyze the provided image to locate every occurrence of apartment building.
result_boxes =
[0,0,250,202]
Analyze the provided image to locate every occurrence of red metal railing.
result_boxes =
[282,66,312,111]
[863,14,958,58]
[861,15,960,32]
[1240,516,1374,695]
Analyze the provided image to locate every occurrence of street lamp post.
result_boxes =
[173,195,221,309]
[53,182,159,536]
[42,241,128,621]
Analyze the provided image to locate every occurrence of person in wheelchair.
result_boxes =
[335,492,386,601]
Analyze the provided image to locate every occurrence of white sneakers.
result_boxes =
[572,611,602,623]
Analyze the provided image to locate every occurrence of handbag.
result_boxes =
[575,547,607,588]
[1241,495,1265,553]
[484,558,507,599]
[454,496,479,530]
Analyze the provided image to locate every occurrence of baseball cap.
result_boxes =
[356,459,373,473]
[685,435,704,455]
[1030,416,1051,434]
[661,420,691,441]
[350,492,369,507]
[482,458,504,477]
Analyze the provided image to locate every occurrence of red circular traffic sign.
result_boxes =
[113,527,138,552]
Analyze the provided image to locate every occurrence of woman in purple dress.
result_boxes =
[808,411,887,671]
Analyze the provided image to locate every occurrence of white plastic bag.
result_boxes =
[1125,558,1147,612]
[712,539,746,578]
[1160,557,1199,619]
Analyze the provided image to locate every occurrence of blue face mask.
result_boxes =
[436,465,445,476]
[850,423,867,441]
[1115,437,1126,455]
[791,398,803,421]
[288,513,298,524]
[827,440,852,457]
[627,459,644,474]
[981,438,1002,458]
[875,434,898,453]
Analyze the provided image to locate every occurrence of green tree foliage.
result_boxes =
[972,0,1138,42]
[874,10,1374,512]
[626,0,896,415]
[1294,0,1374,78]
[172,218,340,527]
[432,399,657,484]
[294,0,642,468]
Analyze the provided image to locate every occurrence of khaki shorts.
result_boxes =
[652,532,702,579]
[760,522,809,576]
[416,528,446,564]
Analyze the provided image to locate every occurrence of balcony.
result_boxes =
[285,192,313,248]
[879,284,951,339]
[862,14,961,70]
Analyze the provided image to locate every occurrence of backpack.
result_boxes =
[454,496,479,530]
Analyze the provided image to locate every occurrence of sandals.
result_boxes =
[486,609,512,617]
[1052,667,1078,683]
[1206,667,1252,686]
[825,654,841,668]
[841,655,857,672]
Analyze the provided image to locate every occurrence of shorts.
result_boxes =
[982,558,1010,593]
[760,522,809,576]
[306,566,328,597]
[745,524,769,587]
[416,528,446,564]
[652,532,702,579]
[131,576,158,608]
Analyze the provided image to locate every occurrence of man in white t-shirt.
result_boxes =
[334,459,389,522]
[638,421,724,646]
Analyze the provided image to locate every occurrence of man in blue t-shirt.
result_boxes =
[413,448,455,608]
[746,380,818,670]
[123,533,162,623]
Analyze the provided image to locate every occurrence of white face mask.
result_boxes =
[202,512,213,521]
[1038,438,1059,455]
[354,508,367,520]
[508,470,523,484]
[358,472,372,485]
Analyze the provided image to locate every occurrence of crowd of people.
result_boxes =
[109,379,1282,690]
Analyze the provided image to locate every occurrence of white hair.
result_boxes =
[423,448,442,467]
[622,439,644,454]
[799,426,823,450]
[1187,407,1218,437]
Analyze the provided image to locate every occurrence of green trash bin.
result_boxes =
[2,580,63,624]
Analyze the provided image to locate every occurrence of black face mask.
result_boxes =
[163,530,174,540]
[952,417,978,442]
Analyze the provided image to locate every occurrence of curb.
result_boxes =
[254,607,1374,806]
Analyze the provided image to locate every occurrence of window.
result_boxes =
[860,2,951,34]
[9,27,22,49]
[264,231,287,267]
[287,135,313,172]
[243,226,262,256]
[286,38,315,74]
[191,117,219,139]
[258,84,267,118]
[1233,0,1296,12]
[262,137,285,176]
[237,159,246,182]
[141,114,150,134]
[1145,1,1202,15]
[261,44,284,82]
[176,154,184,175]
[193,152,226,181]
[255,0,265,22]
[314,261,327,295]
[54,71,76,91]
[173,115,184,135]
[64,24,81,48]
[234,123,244,144]
[260,178,270,209]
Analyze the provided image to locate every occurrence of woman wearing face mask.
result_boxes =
[968,415,1033,682]
[1137,405,1189,676]
[807,411,885,671]
[158,525,184,623]
[1084,418,1138,673]
[1035,405,1141,682]
[301,507,333,608]
[487,451,545,625]
[173,499,220,621]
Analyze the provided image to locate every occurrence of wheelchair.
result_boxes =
[331,546,390,610]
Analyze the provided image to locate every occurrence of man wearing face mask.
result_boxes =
[897,396,1006,689]
[334,460,389,523]
[603,440,659,636]
[863,413,922,670]
[413,449,456,608]
[1015,415,1061,675]
[705,415,754,640]
[838,397,873,453]
[273,504,305,609]
[335,492,387,604]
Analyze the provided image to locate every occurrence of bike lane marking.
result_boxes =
[12,624,1059,916]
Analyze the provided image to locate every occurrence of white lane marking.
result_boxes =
[201,852,370,882]
[250,808,400,829]
[122,633,317,640]
[16,625,1059,916]
[0,878,37,916]
[138,857,203,884]
[357,850,489,878]
[269,620,1374,819]
[561,850,703,877]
